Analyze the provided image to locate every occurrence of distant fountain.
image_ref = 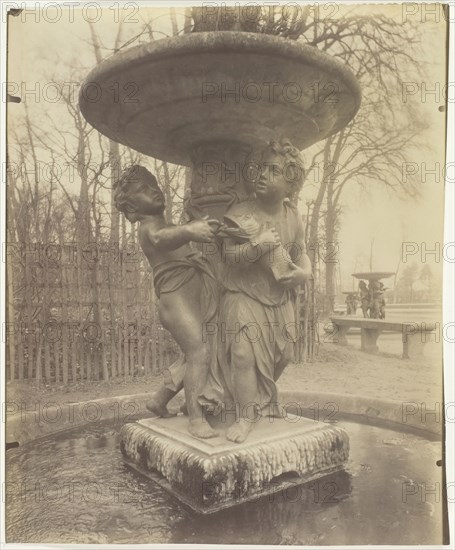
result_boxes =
[343,291,359,315]
[352,272,394,319]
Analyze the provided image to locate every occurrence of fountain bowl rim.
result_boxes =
[79,31,362,161]
[80,31,361,99]
[352,272,396,280]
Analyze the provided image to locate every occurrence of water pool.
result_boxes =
[5,419,445,545]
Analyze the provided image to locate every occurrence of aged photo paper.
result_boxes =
[1,1,454,547]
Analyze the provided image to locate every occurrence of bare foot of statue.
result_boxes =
[188,419,218,439]
[226,419,254,443]
[146,387,178,418]
[146,397,176,418]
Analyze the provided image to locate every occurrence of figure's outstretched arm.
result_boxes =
[144,219,217,251]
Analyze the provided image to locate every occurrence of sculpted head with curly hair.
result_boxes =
[246,138,305,205]
[113,165,165,222]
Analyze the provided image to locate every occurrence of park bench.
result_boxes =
[329,316,438,359]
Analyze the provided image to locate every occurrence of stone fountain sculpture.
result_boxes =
[80,30,361,513]
[353,272,394,319]
[343,291,359,315]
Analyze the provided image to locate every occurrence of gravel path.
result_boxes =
[6,343,442,410]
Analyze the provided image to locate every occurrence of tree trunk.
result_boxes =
[307,138,332,270]
[109,139,120,245]
[320,130,345,314]
[160,160,174,223]
[325,200,337,314]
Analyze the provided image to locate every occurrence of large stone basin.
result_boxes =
[80,32,361,217]
[80,31,361,163]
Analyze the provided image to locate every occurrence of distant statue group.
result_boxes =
[114,139,312,443]
[345,293,359,315]
[358,280,387,319]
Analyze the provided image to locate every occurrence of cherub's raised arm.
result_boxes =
[144,224,192,251]
[144,219,217,251]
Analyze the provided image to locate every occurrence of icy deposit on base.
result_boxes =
[120,415,349,513]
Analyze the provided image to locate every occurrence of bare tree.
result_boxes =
[186,7,428,312]
[298,12,427,311]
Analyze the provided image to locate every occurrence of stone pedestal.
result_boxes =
[402,333,427,359]
[361,328,379,353]
[336,325,349,346]
[120,415,349,513]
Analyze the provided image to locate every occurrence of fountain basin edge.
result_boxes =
[5,390,442,447]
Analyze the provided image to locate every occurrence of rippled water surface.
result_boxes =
[6,420,444,545]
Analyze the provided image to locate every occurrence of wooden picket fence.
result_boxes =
[294,278,316,363]
[5,242,179,384]
[5,242,315,385]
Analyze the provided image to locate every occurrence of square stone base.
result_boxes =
[120,415,349,513]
